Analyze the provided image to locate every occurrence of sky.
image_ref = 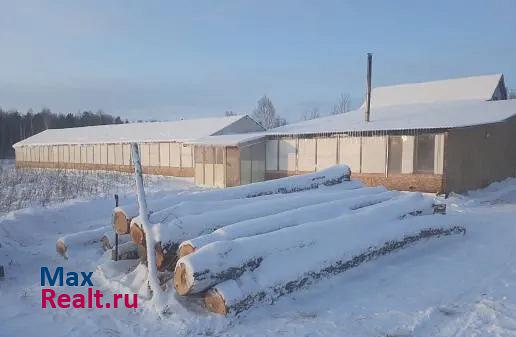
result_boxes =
[0,0,515,123]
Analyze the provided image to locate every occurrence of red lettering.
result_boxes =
[57,294,70,308]
[41,288,56,308]
[94,289,103,308]
[72,294,85,308]
[113,294,122,308]
[124,294,138,308]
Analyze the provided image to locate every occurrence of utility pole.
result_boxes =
[365,53,373,122]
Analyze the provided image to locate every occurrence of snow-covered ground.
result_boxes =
[1,174,516,336]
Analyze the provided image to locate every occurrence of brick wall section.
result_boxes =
[265,170,444,193]
[351,173,443,193]
[15,161,194,177]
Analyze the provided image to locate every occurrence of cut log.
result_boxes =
[151,180,364,271]
[111,242,139,260]
[130,223,146,246]
[174,193,434,295]
[116,165,351,235]
[204,224,466,315]
[132,180,362,249]
[112,207,137,235]
[178,187,394,257]
[56,226,110,259]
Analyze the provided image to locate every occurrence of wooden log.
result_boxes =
[130,222,146,246]
[100,232,130,251]
[178,187,394,258]
[204,224,466,315]
[116,165,351,235]
[111,242,139,260]
[112,207,136,235]
[174,193,434,295]
[153,180,365,271]
[56,226,110,259]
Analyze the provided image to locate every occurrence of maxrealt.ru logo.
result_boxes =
[40,267,137,309]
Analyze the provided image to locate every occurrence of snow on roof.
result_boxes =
[269,99,516,135]
[13,115,250,147]
[365,74,504,109]
[186,132,268,147]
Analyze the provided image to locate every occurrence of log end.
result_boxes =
[100,235,113,251]
[204,289,227,315]
[56,239,67,259]
[173,262,192,296]
[178,243,196,258]
[130,223,145,246]
[113,211,130,235]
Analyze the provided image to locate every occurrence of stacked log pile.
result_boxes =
[105,165,466,315]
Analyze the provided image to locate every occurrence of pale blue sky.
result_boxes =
[0,0,515,122]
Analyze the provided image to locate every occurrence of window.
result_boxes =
[388,136,403,174]
[414,134,435,173]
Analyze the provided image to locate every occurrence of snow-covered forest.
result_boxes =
[0,109,126,158]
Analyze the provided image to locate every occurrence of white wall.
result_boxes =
[107,144,115,165]
[434,133,445,174]
[140,144,150,166]
[317,137,337,170]
[265,140,278,171]
[181,144,193,168]
[170,143,181,167]
[297,138,316,172]
[159,143,170,167]
[278,139,297,171]
[122,144,131,165]
[149,143,160,166]
[401,136,414,174]
[339,136,361,173]
[100,144,108,165]
[361,136,387,174]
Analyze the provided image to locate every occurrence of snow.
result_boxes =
[269,98,516,135]
[180,187,393,253]
[363,73,504,109]
[186,132,267,146]
[13,115,250,147]
[178,192,434,295]
[2,173,516,336]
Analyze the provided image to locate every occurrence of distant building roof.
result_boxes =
[13,115,261,147]
[364,74,506,109]
[269,98,516,136]
[186,132,267,147]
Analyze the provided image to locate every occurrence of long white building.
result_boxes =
[13,115,264,178]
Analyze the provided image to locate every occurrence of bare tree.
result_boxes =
[508,88,516,99]
[253,95,281,129]
[331,93,351,115]
[225,110,237,116]
[303,107,320,121]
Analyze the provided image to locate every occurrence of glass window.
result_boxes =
[414,134,435,173]
[388,136,403,174]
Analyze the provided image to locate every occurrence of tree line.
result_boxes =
[0,108,126,158]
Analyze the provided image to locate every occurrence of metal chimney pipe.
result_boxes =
[365,53,373,122]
